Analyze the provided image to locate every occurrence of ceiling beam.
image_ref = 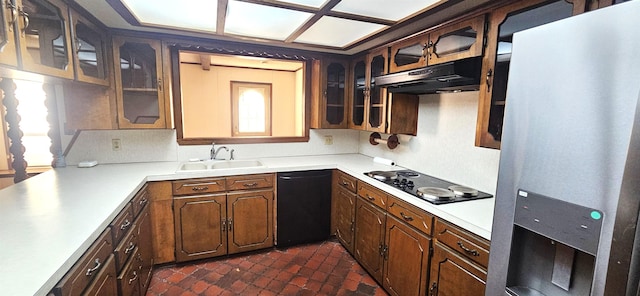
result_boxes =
[217,0,229,35]
[284,0,342,43]
[200,55,211,70]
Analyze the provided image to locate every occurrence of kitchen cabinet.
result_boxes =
[332,170,357,253]
[113,36,169,129]
[389,15,486,73]
[0,0,18,67]
[354,196,386,283]
[383,215,431,296]
[69,8,109,86]
[429,218,490,296]
[311,58,349,129]
[117,196,153,296]
[147,181,174,264]
[173,174,274,263]
[350,48,419,135]
[475,0,586,149]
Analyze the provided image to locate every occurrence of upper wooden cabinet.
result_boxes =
[349,57,366,130]
[69,9,109,86]
[311,58,349,129]
[113,36,170,129]
[389,15,486,73]
[475,0,586,149]
[366,48,388,133]
[0,0,18,67]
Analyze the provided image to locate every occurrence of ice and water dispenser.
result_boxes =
[505,190,603,295]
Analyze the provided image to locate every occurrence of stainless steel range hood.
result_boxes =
[374,57,482,94]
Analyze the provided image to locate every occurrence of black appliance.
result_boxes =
[276,170,332,248]
[364,170,492,205]
[373,57,482,94]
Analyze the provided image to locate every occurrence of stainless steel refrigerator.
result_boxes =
[486,1,640,295]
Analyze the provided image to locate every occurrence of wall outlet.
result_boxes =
[112,139,122,151]
[324,135,333,145]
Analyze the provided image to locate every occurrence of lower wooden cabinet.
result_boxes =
[383,215,431,296]
[83,255,118,296]
[174,193,228,262]
[117,206,153,296]
[354,196,387,283]
[173,178,274,263]
[429,242,487,296]
[334,185,356,253]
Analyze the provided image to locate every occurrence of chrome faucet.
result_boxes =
[212,146,230,160]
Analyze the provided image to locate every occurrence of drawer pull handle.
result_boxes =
[340,181,349,187]
[191,186,209,191]
[242,182,258,187]
[139,198,148,206]
[457,241,480,257]
[429,282,437,296]
[400,212,414,221]
[128,271,138,285]
[125,241,136,254]
[228,219,233,231]
[120,219,131,230]
[85,258,101,276]
[366,195,375,201]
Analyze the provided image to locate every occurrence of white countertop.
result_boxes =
[0,154,494,296]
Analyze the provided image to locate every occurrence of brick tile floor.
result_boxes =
[146,240,388,296]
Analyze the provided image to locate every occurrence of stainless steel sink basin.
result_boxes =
[176,159,264,172]
[210,160,264,169]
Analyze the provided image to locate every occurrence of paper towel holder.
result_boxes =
[369,132,399,149]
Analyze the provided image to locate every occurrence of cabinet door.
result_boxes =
[334,185,356,253]
[383,216,431,296]
[429,242,487,296]
[321,60,349,128]
[69,9,109,86]
[17,0,74,79]
[349,57,366,130]
[134,207,153,294]
[354,197,386,283]
[389,33,428,73]
[82,255,118,296]
[427,15,486,66]
[0,0,18,67]
[113,36,167,129]
[227,190,274,254]
[117,253,141,296]
[174,193,227,262]
[476,0,584,149]
[366,48,388,133]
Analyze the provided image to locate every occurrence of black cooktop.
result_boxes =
[365,170,493,205]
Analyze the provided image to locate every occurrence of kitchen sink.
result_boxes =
[176,159,264,172]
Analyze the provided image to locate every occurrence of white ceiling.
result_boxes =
[74,0,491,54]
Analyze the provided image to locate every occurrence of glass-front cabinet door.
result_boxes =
[428,15,486,65]
[366,48,388,133]
[476,0,586,149]
[389,33,428,73]
[70,9,108,86]
[113,36,167,129]
[17,0,73,79]
[321,60,348,128]
[350,58,366,130]
[0,0,18,67]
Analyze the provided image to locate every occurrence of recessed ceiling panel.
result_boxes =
[275,0,328,8]
[122,0,217,32]
[225,1,313,41]
[295,16,387,47]
[332,0,446,21]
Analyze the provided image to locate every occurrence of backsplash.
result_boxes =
[358,91,501,194]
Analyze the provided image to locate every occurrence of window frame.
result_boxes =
[230,81,272,137]
[171,46,312,145]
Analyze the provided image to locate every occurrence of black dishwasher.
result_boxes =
[276,170,332,248]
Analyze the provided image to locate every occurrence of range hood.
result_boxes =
[374,57,482,94]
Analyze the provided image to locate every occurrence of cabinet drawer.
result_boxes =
[82,255,118,296]
[172,178,226,195]
[114,225,138,273]
[117,248,141,296]
[52,228,114,296]
[434,219,490,268]
[357,182,388,209]
[387,196,434,236]
[226,174,274,191]
[110,204,134,247]
[335,171,357,193]
[131,185,149,218]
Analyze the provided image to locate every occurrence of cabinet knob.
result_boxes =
[486,69,493,92]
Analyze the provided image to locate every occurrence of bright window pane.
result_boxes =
[238,88,266,133]
[14,80,52,167]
